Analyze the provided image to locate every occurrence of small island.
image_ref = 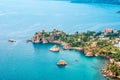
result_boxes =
[28,28,120,79]
[49,45,60,52]
[57,60,67,66]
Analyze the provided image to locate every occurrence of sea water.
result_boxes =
[0,0,120,80]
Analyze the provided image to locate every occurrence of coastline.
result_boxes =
[28,28,120,79]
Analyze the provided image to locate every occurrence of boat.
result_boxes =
[8,39,16,42]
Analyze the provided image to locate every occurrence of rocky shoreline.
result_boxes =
[28,36,95,57]
[49,45,60,52]
[29,38,94,57]
[101,59,120,79]
[28,29,120,79]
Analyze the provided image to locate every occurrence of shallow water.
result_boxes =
[0,0,120,80]
[0,42,107,80]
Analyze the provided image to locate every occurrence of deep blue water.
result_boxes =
[0,0,120,80]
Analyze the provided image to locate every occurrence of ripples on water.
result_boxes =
[0,0,120,39]
[0,0,120,80]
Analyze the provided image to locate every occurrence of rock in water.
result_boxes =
[49,45,60,52]
[57,60,67,66]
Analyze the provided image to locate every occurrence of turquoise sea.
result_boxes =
[0,0,120,80]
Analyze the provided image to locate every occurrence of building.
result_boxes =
[104,28,114,33]
[104,28,118,34]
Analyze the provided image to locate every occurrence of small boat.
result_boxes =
[26,39,32,42]
[8,39,16,42]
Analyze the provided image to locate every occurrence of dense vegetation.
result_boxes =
[32,29,120,78]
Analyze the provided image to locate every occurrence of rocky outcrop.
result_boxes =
[84,50,94,56]
[62,42,71,50]
[95,53,100,56]
[57,60,67,66]
[63,45,71,50]
[101,59,120,79]
[85,52,93,56]
[49,45,60,52]
[101,69,115,78]
[71,47,83,51]
[42,38,48,44]
[52,40,62,44]
[29,29,120,79]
